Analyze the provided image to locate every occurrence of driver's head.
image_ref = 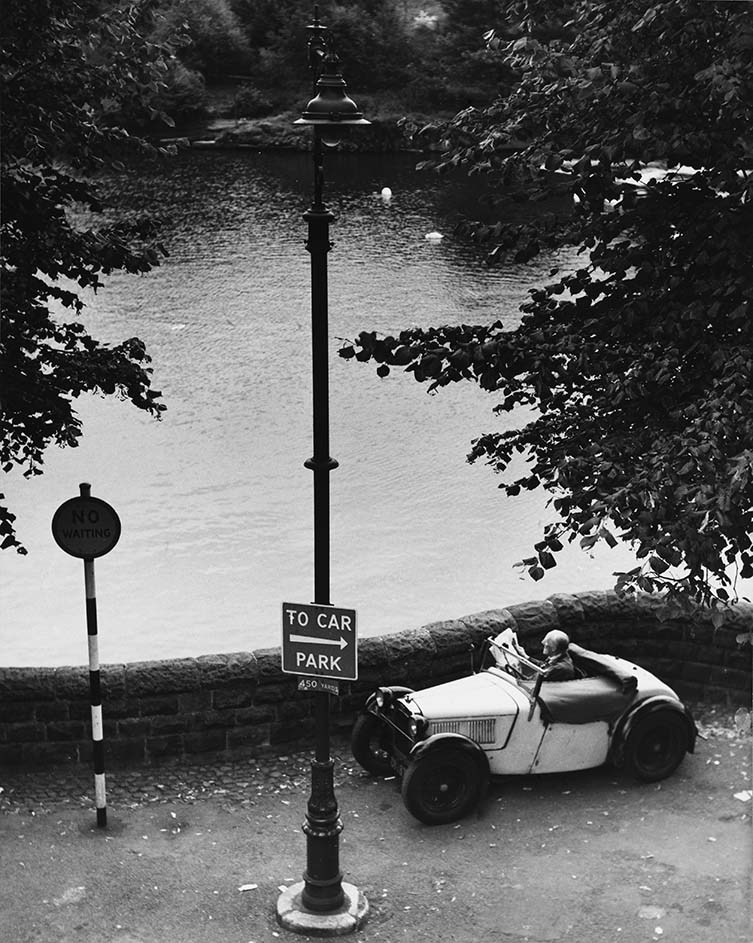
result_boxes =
[542,630,570,657]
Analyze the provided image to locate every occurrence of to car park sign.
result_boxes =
[281,601,357,681]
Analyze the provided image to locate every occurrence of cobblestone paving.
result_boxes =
[0,736,366,815]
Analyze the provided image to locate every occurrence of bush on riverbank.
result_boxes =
[154,62,209,120]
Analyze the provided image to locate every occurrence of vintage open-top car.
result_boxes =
[351,629,698,824]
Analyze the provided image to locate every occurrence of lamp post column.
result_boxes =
[301,128,345,914]
[276,10,369,932]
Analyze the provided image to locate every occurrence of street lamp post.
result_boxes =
[276,9,369,935]
[300,144,342,918]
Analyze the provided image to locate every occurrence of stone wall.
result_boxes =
[1,591,750,769]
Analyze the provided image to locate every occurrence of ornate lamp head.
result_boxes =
[295,50,370,135]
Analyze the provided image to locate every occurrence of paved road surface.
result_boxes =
[1,703,750,942]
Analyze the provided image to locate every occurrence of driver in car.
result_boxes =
[510,629,577,681]
[538,630,577,681]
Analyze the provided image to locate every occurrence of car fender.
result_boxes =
[408,732,490,778]
[609,695,698,767]
[365,686,415,713]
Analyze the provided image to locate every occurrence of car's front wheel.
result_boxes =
[623,710,689,782]
[351,712,394,776]
[401,748,484,825]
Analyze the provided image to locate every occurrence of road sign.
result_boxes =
[298,677,340,696]
[282,601,357,681]
[51,483,119,828]
[52,491,121,559]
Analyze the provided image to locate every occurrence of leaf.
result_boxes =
[539,550,557,570]
[632,7,659,32]
[392,345,414,366]
[649,556,670,574]
[420,355,442,378]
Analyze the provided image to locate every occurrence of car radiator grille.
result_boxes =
[429,718,496,743]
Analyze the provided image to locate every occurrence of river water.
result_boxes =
[1,150,637,666]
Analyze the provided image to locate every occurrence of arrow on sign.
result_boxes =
[289,634,348,649]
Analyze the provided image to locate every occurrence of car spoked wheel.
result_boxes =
[351,713,394,776]
[402,749,484,825]
[624,711,689,782]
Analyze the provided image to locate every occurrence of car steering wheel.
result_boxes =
[490,639,525,679]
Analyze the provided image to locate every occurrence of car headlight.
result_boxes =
[409,716,428,739]
[375,688,389,709]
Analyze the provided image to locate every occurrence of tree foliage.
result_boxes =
[230,0,416,93]
[139,1,517,111]
[341,1,753,612]
[152,0,250,77]
[1,0,175,551]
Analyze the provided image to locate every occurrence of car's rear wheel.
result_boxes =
[401,749,483,825]
[351,712,394,776]
[623,710,689,782]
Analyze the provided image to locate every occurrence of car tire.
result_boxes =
[351,713,394,776]
[623,710,689,782]
[401,748,484,825]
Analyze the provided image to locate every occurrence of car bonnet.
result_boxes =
[403,670,523,721]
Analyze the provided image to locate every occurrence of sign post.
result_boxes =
[52,483,121,828]
[281,602,358,682]
[280,601,358,919]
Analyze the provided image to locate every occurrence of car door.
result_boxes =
[529,718,611,774]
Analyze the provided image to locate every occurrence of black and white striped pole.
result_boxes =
[84,554,107,826]
[52,482,121,828]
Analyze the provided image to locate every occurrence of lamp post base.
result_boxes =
[276,881,369,937]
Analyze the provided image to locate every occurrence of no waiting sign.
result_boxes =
[52,489,121,559]
[281,601,358,681]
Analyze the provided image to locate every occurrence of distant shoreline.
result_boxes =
[159,111,435,154]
